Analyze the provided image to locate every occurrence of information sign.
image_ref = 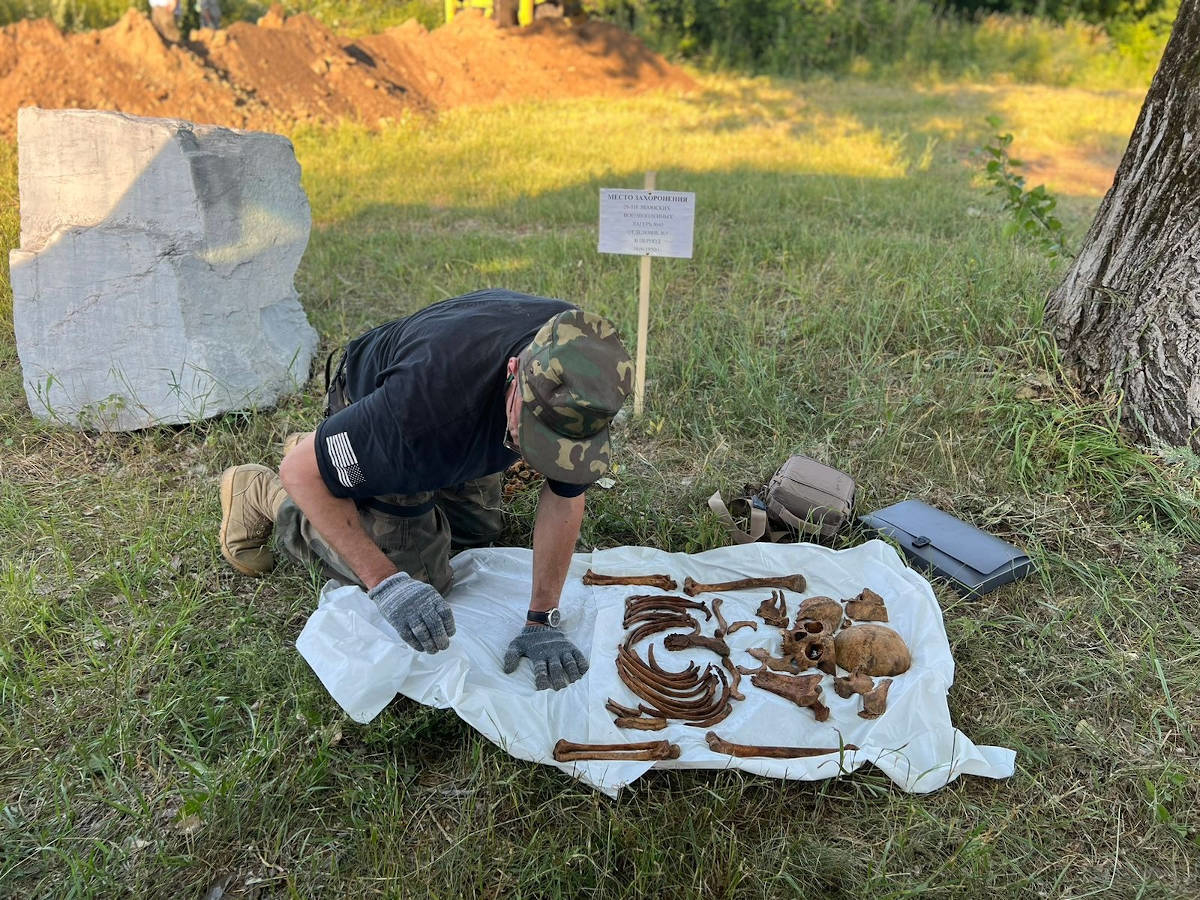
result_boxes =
[598,189,695,259]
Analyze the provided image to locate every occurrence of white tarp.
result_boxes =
[296,541,1015,796]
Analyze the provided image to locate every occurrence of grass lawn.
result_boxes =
[1,72,1198,897]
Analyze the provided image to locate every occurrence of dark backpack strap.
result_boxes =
[323,348,349,418]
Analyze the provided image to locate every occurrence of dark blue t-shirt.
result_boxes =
[314,290,587,499]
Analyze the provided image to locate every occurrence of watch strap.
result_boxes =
[526,608,560,627]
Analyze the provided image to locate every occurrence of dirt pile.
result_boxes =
[0,8,696,138]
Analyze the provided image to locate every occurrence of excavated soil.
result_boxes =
[0,7,696,139]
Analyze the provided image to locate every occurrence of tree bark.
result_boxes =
[1045,0,1200,452]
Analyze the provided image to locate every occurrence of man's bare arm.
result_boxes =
[529,484,586,617]
[278,433,398,590]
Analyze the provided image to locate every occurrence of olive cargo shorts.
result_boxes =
[274,474,504,594]
[271,350,505,592]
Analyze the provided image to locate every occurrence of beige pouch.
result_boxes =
[709,455,856,544]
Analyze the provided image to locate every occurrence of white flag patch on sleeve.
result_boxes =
[326,431,365,488]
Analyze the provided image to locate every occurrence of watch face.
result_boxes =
[546,608,561,628]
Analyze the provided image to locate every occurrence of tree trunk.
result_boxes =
[1045,0,1200,452]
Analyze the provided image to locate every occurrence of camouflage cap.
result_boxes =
[517,309,633,485]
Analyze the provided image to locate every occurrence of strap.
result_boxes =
[708,491,767,545]
[356,497,436,518]
[766,496,824,539]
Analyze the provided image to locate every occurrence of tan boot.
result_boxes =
[282,431,313,458]
[219,464,288,576]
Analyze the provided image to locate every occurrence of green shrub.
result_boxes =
[590,0,1170,86]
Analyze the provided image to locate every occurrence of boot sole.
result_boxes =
[219,466,269,577]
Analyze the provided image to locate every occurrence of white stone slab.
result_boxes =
[10,108,318,431]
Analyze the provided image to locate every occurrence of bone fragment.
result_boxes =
[832,673,874,699]
[663,632,730,658]
[858,678,893,719]
[745,646,802,674]
[684,574,807,597]
[756,590,788,627]
[615,716,668,731]
[712,597,757,639]
[605,698,642,719]
[584,570,678,590]
[553,739,680,762]
[845,588,888,622]
[750,671,828,720]
[705,732,859,758]
[796,596,845,633]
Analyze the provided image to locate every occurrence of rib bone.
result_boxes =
[721,655,745,702]
[705,732,859,758]
[584,570,677,591]
[553,739,680,762]
[684,574,807,597]
[625,593,711,616]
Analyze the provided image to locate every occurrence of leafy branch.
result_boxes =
[978,116,1070,259]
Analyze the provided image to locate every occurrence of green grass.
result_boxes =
[2,74,1198,897]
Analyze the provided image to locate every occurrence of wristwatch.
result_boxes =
[526,607,561,627]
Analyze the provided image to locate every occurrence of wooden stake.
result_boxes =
[634,170,655,418]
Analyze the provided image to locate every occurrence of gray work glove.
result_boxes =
[368,572,455,654]
[502,625,589,691]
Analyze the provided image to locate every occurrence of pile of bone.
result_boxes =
[554,571,912,763]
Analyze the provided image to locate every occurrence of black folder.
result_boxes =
[859,499,1034,596]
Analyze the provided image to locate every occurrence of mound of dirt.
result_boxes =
[0,8,696,138]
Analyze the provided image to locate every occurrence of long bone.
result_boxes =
[553,739,680,762]
[705,732,860,758]
[584,570,678,591]
[712,597,758,638]
[684,574,807,597]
